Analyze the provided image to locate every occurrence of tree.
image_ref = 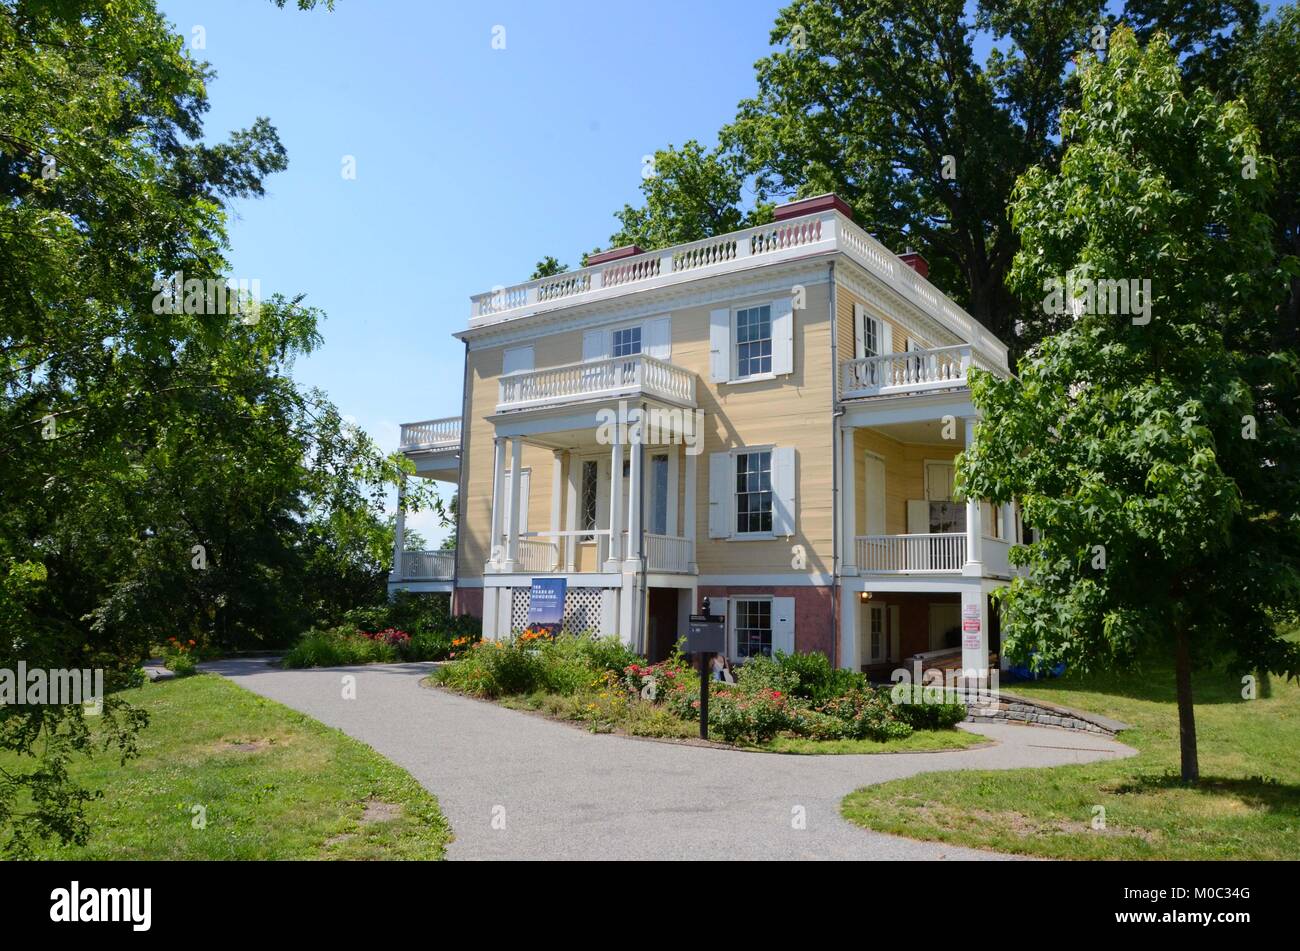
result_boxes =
[608,140,772,251]
[530,257,569,279]
[960,26,1300,783]
[0,0,420,852]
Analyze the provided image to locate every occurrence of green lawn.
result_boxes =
[4,673,450,860]
[842,651,1300,859]
[762,731,987,755]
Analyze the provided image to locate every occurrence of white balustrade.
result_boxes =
[644,533,692,573]
[840,345,974,398]
[516,539,558,572]
[399,549,456,581]
[399,416,461,450]
[497,353,694,412]
[856,534,966,573]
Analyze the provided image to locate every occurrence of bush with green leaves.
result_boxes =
[888,685,969,730]
[817,688,914,741]
[774,650,867,702]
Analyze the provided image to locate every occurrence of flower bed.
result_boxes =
[433,633,969,748]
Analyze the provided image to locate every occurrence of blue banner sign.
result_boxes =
[526,577,567,635]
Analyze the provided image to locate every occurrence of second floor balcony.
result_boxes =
[840,344,1007,400]
[496,353,696,414]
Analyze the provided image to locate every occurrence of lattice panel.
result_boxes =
[508,586,605,634]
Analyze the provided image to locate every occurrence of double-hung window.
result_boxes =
[611,325,641,358]
[734,305,772,378]
[734,598,773,659]
[735,449,773,535]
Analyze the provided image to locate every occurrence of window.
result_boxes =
[580,460,598,539]
[862,315,879,357]
[734,305,772,378]
[650,454,668,535]
[734,599,773,659]
[611,326,641,358]
[735,450,772,535]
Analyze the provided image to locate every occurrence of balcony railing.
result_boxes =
[856,533,967,573]
[841,345,974,399]
[644,533,693,573]
[398,549,456,581]
[400,417,461,451]
[497,353,695,413]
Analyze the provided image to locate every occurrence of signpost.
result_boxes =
[526,577,567,636]
[687,597,726,740]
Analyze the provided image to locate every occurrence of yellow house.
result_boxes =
[392,195,1020,675]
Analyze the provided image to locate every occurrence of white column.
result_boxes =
[840,425,857,573]
[505,437,523,571]
[564,451,579,572]
[684,448,698,573]
[964,418,982,572]
[1001,499,1016,542]
[606,436,624,569]
[489,437,506,568]
[549,450,563,571]
[626,432,643,564]
[839,587,860,671]
[390,474,407,581]
[666,443,679,537]
[960,585,990,681]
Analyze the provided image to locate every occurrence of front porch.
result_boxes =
[391,415,462,594]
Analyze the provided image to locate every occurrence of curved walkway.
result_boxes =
[205,659,1135,860]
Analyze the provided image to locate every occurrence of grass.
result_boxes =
[4,673,451,860]
[762,731,987,755]
[841,647,1300,859]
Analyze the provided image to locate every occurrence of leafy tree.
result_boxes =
[608,140,772,251]
[530,256,569,279]
[960,27,1300,783]
[0,0,423,852]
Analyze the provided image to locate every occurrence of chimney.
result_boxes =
[586,244,644,266]
[772,193,855,221]
[898,249,929,279]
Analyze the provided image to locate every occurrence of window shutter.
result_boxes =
[709,308,730,382]
[708,452,731,538]
[582,330,608,362]
[771,597,796,656]
[771,446,797,536]
[502,346,534,375]
[644,316,671,360]
[906,499,929,534]
[854,303,865,359]
[881,321,894,355]
[772,297,794,375]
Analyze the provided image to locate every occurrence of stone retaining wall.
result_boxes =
[965,692,1123,736]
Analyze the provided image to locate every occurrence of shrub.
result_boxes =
[162,637,199,677]
[735,654,800,695]
[773,650,867,702]
[889,685,969,730]
[283,626,397,668]
[707,687,791,744]
[817,688,913,741]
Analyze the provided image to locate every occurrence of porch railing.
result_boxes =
[856,533,966,573]
[644,533,693,573]
[840,345,972,399]
[497,353,695,412]
[398,549,456,581]
[399,416,461,450]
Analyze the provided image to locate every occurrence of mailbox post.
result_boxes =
[686,596,726,741]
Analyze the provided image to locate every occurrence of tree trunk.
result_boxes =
[1173,622,1199,784]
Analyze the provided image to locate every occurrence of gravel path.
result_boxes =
[205,658,1135,861]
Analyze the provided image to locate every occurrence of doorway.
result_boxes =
[646,587,679,662]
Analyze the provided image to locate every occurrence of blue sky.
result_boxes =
[156,0,788,541]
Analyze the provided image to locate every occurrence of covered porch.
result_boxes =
[391,416,462,593]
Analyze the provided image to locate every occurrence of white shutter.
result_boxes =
[709,308,730,382]
[708,452,731,538]
[907,499,929,534]
[772,297,794,375]
[771,446,797,536]
[771,597,796,657]
[644,315,671,360]
[854,303,866,359]
[582,330,608,362]
[502,346,534,375]
[881,321,894,355]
